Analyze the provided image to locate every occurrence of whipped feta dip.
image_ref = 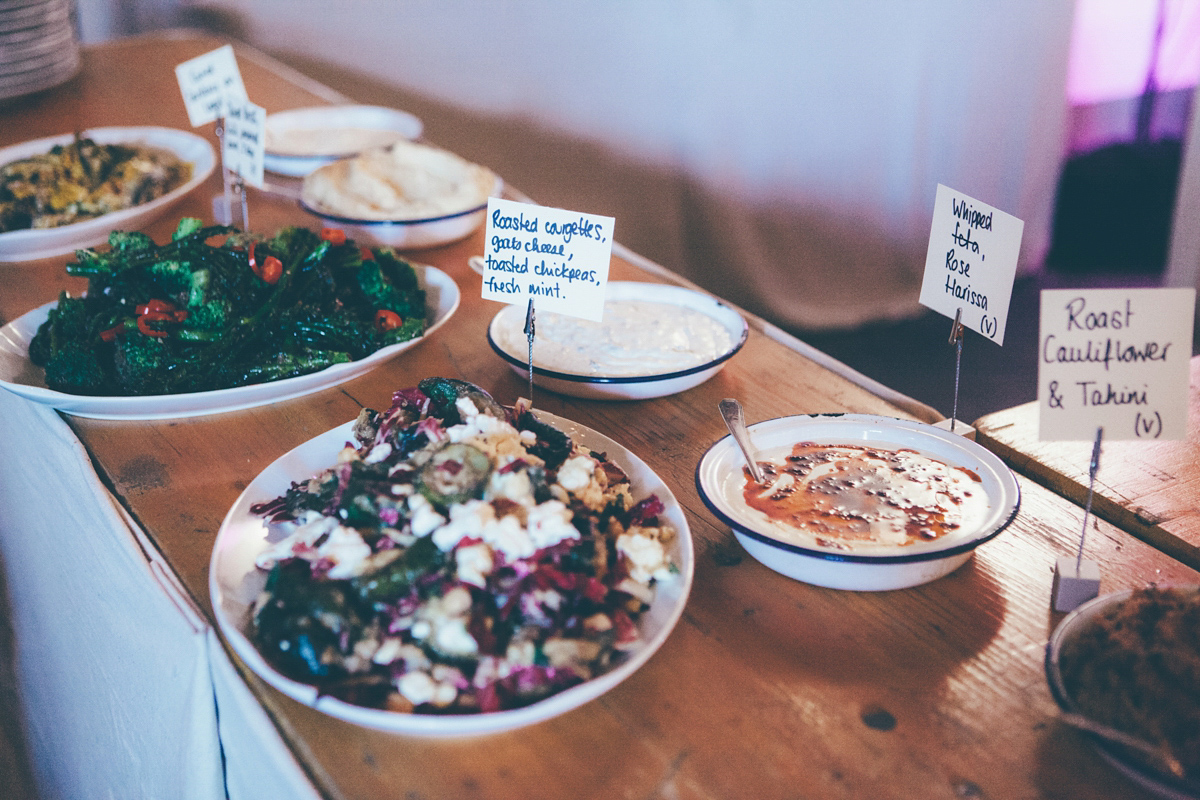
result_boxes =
[495,298,735,377]
[742,442,991,553]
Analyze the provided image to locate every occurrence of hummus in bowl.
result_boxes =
[300,139,501,249]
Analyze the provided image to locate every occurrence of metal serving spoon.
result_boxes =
[719,398,764,483]
[1059,712,1185,780]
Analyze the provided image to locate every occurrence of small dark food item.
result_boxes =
[1058,586,1200,781]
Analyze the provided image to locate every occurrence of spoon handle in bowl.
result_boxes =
[719,398,765,483]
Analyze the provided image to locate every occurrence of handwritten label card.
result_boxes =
[481,197,614,321]
[919,184,1024,345]
[1039,287,1195,441]
[175,44,247,127]
[223,100,265,188]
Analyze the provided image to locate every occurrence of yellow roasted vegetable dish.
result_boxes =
[0,135,192,232]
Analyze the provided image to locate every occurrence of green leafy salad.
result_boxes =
[28,218,427,396]
[249,378,679,714]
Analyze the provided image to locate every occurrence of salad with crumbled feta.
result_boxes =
[249,377,677,714]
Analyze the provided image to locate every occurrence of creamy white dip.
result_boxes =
[301,139,497,220]
[495,299,735,377]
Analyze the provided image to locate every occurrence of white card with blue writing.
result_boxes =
[222,101,244,175]
[482,197,613,321]
[1039,287,1194,441]
[919,184,1023,345]
[175,44,248,127]
[221,100,265,187]
[236,100,265,188]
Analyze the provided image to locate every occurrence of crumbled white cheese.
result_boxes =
[482,514,535,561]
[455,542,494,587]
[409,588,478,658]
[542,637,602,669]
[441,586,473,616]
[487,469,533,505]
[363,441,393,464]
[527,500,580,550]
[254,512,372,579]
[583,613,613,633]
[407,493,446,538]
[397,671,436,705]
[555,455,594,491]
[432,499,494,551]
[317,525,373,579]
[616,528,672,583]
[372,637,406,665]
[433,617,478,657]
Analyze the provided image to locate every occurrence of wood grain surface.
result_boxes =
[3,32,1196,800]
[974,357,1200,570]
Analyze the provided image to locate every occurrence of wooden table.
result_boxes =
[975,356,1200,570]
[3,31,1197,800]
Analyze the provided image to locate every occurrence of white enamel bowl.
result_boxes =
[487,282,748,401]
[263,105,423,177]
[696,413,1021,591]
[300,174,502,251]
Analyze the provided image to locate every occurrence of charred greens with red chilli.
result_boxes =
[28,218,426,395]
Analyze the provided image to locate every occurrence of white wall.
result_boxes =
[105,1,1079,329]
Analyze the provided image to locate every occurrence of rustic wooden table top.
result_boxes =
[3,32,1196,800]
[974,356,1200,570]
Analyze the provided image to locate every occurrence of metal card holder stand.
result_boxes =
[1052,427,1104,612]
[212,119,250,230]
[234,175,249,231]
[523,299,536,407]
[933,308,976,439]
[213,119,233,225]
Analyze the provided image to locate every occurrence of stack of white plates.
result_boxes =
[0,0,80,102]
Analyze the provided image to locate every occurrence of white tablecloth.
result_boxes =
[0,390,320,800]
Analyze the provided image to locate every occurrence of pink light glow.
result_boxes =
[1067,0,1200,106]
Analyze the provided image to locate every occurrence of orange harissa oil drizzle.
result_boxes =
[742,442,984,550]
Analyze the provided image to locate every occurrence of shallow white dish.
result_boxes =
[0,127,216,262]
[1045,587,1200,800]
[0,265,459,419]
[209,409,694,736]
[263,105,423,177]
[300,174,502,251]
[487,282,748,401]
[696,413,1020,591]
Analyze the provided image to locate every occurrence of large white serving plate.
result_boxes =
[0,265,459,419]
[210,410,694,737]
[0,127,216,262]
[487,281,749,401]
[696,413,1020,590]
[264,105,423,177]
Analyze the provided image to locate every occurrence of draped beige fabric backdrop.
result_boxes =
[183,1,1074,331]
